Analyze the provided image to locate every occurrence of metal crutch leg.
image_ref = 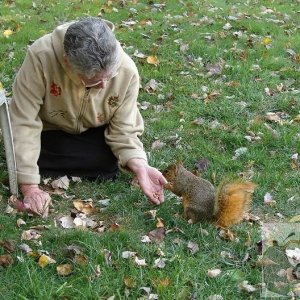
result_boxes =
[0,89,18,196]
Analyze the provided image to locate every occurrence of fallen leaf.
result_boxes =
[207,295,224,300]
[122,251,137,259]
[97,199,110,207]
[57,263,73,276]
[153,277,171,287]
[103,249,112,266]
[0,254,13,267]
[133,50,147,58]
[187,241,199,254]
[21,229,41,240]
[154,257,167,268]
[206,63,223,75]
[16,218,26,227]
[256,257,278,267]
[59,216,75,229]
[141,235,151,243]
[218,229,235,241]
[223,22,232,30]
[134,256,147,266]
[232,147,248,160]
[148,228,166,243]
[66,245,83,255]
[51,175,70,190]
[264,192,276,206]
[73,214,97,228]
[0,240,15,252]
[207,269,222,278]
[156,217,164,228]
[71,176,81,182]
[265,112,282,123]
[124,277,136,288]
[74,254,88,265]
[238,280,257,293]
[286,267,298,282]
[144,210,157,219]
[151,140,166,150]
[3,29,13,38]
[289,215,300,223]
[147,55,159,66]
[261,37,272,46]
[286,248,300,267]
[18,243,32,254]
[110,222,121,231]
[192,117,205,125]
[38,254,56,268]
[73,199,98,215]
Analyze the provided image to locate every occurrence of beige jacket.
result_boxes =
[10,20,147,184]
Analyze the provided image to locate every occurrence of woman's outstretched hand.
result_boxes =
[126,159,167,204]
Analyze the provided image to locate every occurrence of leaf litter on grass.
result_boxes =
[2,0,300,298]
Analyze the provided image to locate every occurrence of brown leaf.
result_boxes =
[256,257,278,267]
[110,222,121,231]
[156,217,164,228]
[0,254,14,267]
[218,229,236,241]
[21,229,41,240]
[57,263,73,276]
[73,200,98,215]
[144,210,157,219]
[147,55,159,66]
[148,228,166,243]
[152,277,171,288]
[206,63,223,75]
[16,218,26,227]
[74,254,88,265]
[124,277,136,288]
[0,240,16,252]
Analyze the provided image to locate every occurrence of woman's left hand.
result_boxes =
[127,159,167,204]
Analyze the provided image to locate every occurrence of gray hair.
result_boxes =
[64,17,119,78]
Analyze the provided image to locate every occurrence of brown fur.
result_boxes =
[163,162,257,227]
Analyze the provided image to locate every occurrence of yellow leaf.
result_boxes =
[38,254,56,268]
[156,217,164,228]
[3,29,13,38]
[123,276,136,288]
[147,55,159,66]
[0,82,3,90]
[293,114,300,122]
[289,215,300,222]
[57,263,72,276]
[261,37,272,45]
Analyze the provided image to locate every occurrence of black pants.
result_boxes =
[38,126,119,180]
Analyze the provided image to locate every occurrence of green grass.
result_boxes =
[1,0,300,299]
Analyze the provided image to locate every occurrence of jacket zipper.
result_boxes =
[76,88,90,132]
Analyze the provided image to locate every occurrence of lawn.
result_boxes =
[0,0,300,299]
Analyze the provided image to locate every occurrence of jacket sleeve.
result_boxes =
[104,73,148,168]
[10,48,45,184]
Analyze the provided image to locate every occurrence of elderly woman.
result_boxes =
[10,17,166,216]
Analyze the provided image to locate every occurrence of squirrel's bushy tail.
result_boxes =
[215,181,257,227]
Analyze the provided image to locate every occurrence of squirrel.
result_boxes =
[162,161,256,227]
